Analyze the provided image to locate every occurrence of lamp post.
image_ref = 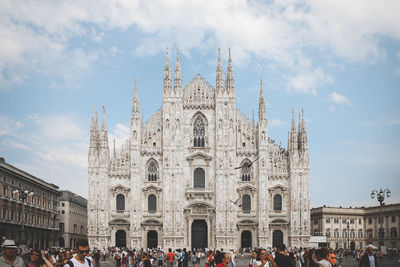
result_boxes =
[12,188,34,245]
[371,188,391,251]
[347,221,350,252]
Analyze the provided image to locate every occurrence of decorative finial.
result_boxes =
[260,78,263,88]
[102,105,106,115]
[176,48,179,63]
[218,48,221,61]
[302,108,304,119]
[166,47,169,64]
[292,108,294,118]
[228,47,232,63]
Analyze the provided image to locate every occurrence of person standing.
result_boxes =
[166,249,175,267]
[249,251,259,267]
[274,244,295,267]
[64,239,93,267]
[0,240,24,267]
[257,249,277,267]
[317,248,332,267]
[358,246,378,267]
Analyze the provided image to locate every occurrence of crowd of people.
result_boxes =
[1,238,398,267]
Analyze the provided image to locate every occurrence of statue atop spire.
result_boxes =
[258,78,266,121]
[225,48,235,94]
[90,106,100,148]
[132,77,140,119]
[216,48,223,93]
[174,48,182,93]
[163,47,172,95]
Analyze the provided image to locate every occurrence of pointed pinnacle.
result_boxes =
[134,78,138,96]
[228,47,232,64]
[176,48,179,63]
[166,47,170,65]
[218,48,221,63]
[260,78,264,98]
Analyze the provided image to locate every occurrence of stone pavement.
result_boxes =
[99,255,399,267]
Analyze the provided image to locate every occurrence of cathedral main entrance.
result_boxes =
[191,220,207,250]
[147,230,158,249]
[115,230,126,248]
[272,230,283,247]
[241,231,252,248]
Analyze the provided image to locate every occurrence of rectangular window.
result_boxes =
[350,218,355,224]
[59,223,64,232]
[368,218,372,224]
[342,218,347,224]
[314,219,318,225]
[10,210,14,221]
[326,217,331,223]
[61,203,65,207]
[392,216,396,223]
[359,218,362,224]
[3,208,7,220]
[334,218,339,224]
[61,210,65,214]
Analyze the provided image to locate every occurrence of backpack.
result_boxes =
[183,253,190,263]
[66,258,92,267]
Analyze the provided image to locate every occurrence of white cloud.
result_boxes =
[287,68,331,94]
[387,119,400,125]
[110,46,123,56]
[0,0,399,89]
[269,118,286,127]
[108,123,130,153]
[329,92,351,105]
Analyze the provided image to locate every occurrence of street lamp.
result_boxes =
[371,188,391,251]
[12,188,34,245]
[347,221,350,252]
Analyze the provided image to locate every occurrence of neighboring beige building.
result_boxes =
[311,204,400,250]
[88,49,311,250]
[0,157,61,249]
[58,190,88,249]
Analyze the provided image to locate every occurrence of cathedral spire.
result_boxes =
[258,78,266,121]
[90,106,99,148]
[101,106,108,143]
[174,48,182,94]
[132,78,140,119]
[288,108,297,152]
[163,47,172,95]
[225,48,235,94]
[216,48,223,93]
[298,108,308,151]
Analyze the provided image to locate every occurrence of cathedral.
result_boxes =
[87,48,310,250]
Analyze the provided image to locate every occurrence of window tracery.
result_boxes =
[193,116,205,147]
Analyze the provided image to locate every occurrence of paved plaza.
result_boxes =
[99,254,399,267]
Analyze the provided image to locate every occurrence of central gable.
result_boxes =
[183,74,215,109]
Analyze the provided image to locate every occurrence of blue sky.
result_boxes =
[0,0,399,207]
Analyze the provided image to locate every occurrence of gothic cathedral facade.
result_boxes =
[88,49,310,250]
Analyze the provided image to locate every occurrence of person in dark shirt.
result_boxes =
[274,244,295,267]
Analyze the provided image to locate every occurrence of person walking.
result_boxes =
[166,249,175,267]
[358,246,378,267]
[64,239,93,267]
[0,240,24,267]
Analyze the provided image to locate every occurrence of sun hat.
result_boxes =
[1,239,18,249]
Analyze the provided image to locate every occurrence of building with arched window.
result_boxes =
[88,49,311,249]
[311,204,400,250]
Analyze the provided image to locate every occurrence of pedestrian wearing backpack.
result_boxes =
[64,239,92,267]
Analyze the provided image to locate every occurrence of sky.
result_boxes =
[0,0,399,208]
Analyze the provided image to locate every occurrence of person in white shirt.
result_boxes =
[359,245,378,267]
[64,239,92,267]
[249,251,259,267]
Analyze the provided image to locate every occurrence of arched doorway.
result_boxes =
[115,230,126,248]
[350,241,355,251]
[191,220,207,250]
[147,230,158,249]
[241,231,252,248]
[272,230,283,247]
[58,237,65,247]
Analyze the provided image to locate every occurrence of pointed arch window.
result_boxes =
[147,159,159,181]
[273,194,282,211]
[148,194,156,212]
[241,161,251,181]
[116,194,125,211]
[194,168,205,188]
[242,194,251,213]
[193,116,205,147]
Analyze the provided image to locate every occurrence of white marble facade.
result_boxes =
[87,49,310,250]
